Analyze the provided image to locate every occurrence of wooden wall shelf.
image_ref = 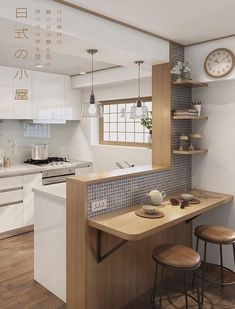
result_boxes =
[173,115,208,120]
[173,149,208,155]
[172,80,208,88]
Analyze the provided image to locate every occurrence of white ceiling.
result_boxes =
[66,0,235,45]
[0,17,116,75]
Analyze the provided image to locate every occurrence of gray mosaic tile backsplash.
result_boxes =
[88,43,192,218]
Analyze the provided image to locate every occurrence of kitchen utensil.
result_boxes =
[181,193,194,201]
[31,144,49,160]
[147,190,166,206]
[142,205,157,215]
[0,156,3,167]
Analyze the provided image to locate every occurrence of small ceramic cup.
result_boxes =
[142,205,157,215]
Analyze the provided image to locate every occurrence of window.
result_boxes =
[99,97,152,147]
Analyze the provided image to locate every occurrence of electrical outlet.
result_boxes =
[92,199,107,212]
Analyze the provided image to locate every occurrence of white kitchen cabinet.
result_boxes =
[65,76,81,120]
[0,66,13,119]
[23,173,42,226]
[0,173,42,233]
[0,203,23,233]
[13,69,32,119]
[0,175,23,189]
[0,175,24,233]
[34,184,66,302]
[0,189,23,205]
[33,71,65,120]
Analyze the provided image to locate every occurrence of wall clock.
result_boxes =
[204,48,235,78]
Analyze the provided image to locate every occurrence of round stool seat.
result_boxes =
[195,225,235,244]
[152,244,200,269]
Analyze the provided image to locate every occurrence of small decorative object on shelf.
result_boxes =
[173,108,198,117]
[179,135,189,151]
[192,101,202,116]
[171,59,192,82]
[178,133,202,151]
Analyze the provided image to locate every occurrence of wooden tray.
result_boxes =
[135,209,164,219]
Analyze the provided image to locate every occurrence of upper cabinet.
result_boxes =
[0,65,81,121]
[33,71,65,120]
[0,66,13,119]
[64,76,81,121]
[13,69,33,119]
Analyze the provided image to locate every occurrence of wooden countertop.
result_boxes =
[68,165,168,184]
[88,190,233,241]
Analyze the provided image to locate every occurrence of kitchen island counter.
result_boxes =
[33,183,66,203]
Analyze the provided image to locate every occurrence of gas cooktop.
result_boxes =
[24,157,70,166]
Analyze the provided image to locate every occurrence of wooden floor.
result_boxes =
[0,232,65,309]
[0,232,235,309]
[125,266,235,309]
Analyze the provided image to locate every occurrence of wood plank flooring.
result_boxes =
[0,232,65,309]
[125,266,235,309]
[0,231,235,308]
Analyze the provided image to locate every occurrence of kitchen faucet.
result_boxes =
[116,161,135,169]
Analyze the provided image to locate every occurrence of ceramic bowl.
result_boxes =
[142,205,157,215]
[181,193,194,201]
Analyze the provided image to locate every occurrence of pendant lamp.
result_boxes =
[130,60,148,119]
[81,49,103,118]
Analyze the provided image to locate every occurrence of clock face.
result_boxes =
[204,48,234,78]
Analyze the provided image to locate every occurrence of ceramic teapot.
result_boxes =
[147,190,166,206]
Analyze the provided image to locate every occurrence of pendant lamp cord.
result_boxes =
[138,62,140,99]
[91,52,94,95]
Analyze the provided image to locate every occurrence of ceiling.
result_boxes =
[65,0,235,45]
[0,17,116,75]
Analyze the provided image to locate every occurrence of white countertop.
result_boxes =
[33,183,66,203]
[0,160,92,177]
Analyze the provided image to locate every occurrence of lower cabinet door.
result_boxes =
[23,173,42,226]
[0,202,23,233]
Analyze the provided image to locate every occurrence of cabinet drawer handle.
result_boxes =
[0,200,23,208]
[0,186,23,193]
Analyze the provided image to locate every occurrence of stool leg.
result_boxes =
[151,263,158,308]
[220,244,224,285]
[201,241,207,305]
[233,243,235,270]
[195,270,202,309]
[183,272,189,309]
[193,237,199,286]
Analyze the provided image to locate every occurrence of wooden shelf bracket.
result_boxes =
[97,230,128,263]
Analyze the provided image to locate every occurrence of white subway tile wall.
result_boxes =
[23,123,50,138]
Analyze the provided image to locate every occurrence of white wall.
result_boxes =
[0,120,92,164]
[80,78,152,172]
[192,80,235,270]
[186,38,235,269]
[185,37,235,82]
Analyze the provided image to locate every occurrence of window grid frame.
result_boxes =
[99,97,152,148]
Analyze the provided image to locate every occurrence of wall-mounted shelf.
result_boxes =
[172,80,208,88]
[173,149,208,155]
[173,115,208,120]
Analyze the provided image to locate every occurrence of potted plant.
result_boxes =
[170,60,192,82]
[141,112,152,146]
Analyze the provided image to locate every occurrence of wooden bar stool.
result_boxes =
[151,244,202,309]
[194,225,235,304]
